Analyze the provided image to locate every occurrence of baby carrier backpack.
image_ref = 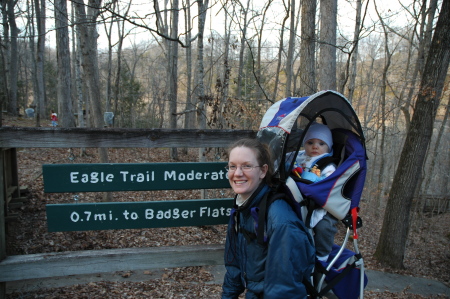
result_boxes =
[257,90,368,299]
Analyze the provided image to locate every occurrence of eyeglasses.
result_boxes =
[225,165,262,172]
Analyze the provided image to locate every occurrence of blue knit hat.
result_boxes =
[303,123,333,152]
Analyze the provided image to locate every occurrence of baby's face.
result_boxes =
[304,138,329,157]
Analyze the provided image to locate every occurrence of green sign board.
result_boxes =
[46,198,234,232]
[43,162,230,193]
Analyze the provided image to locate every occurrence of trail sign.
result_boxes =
[46,198,234,232]
[43,162,229,192]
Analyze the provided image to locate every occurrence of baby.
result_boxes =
[292,123,338,262]
[293,122,336,182]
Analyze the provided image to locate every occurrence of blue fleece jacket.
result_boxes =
[222,184,315,299]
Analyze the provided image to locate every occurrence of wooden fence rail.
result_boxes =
[0,127,255,148]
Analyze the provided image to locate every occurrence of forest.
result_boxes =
[0,0,449,271]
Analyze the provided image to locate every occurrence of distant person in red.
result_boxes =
[50,110,58,127]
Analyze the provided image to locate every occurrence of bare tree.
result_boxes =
[217,2,233,125]
[252,1,269,100]
[194,0,209,130]
[401,0,438,130]
[112,15,131,128]
[4,0,18,115]
[194,0,209,199]
[103,6,114,114]
[374,3,395,207]
[271,0,289,101]
[374,0,450,269]
[298,0,316,96]
[318,0,337,90]
[33,0,46,126]
[74,0,111,201]
[71,2,85,129]
[54,0,75,127]
[169,0,179,159]
[183,0,194,130]
[73,0,104,129]
[235,0,250,100]
[421,95,449,210]
[284,0,295,96]
[344,0,364,102]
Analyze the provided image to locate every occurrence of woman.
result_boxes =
[222,138,315,299]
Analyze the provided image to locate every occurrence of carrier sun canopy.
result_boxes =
[257,90,365,178]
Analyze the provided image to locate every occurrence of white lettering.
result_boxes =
[173,208,180,219]
[178,173,186,181]
[91,172,99,183]
[137,173,144,182]
[81,174,89,183]
[165,171,176,181]
[70,172,79,183]
[200,207,207,217]
[145,209,154,219]
[120,171,129,182]
[106,174,114,182]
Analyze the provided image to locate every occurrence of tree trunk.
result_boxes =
[402,0,438,129]
[284,0,295,97]
[272,4,289,101]
[169,0,179,160]
[318,0,337,90]
[345,0,363,102]
[113,20,125,128]
[219,3,232,125]
[72,2,85,129]
[374,0,450,269]
[102,2,114,114]
[195,0,208,130]
[33,0,46,126]
[0,2,9,122]
[421,95,449,206]
[375,4,392,207]
[236,0,250,100]
[183,0,194,130]
[54,0,75,127]
[195,0,209,199]
[6,0,18,115]
[74,0,103,129]
[298,0,316,96]
[74,0,110,201]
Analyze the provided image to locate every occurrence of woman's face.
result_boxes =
[228,146,268,199]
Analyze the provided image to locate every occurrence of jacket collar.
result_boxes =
[234,183,270,212]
